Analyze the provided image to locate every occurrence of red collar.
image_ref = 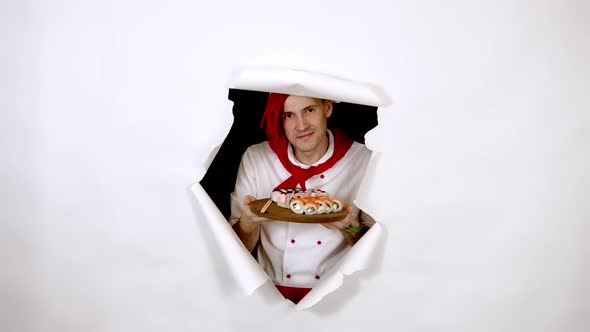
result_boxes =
[271,128,352,190]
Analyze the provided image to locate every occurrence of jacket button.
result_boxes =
[320,174,325,179]
[315,275,320,279]
[317,240,322,245]
[291,239,295,244]
[286,274,292,279]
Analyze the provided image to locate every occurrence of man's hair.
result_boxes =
[260,93,290,153]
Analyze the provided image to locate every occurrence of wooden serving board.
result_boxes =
[250,198,347,223]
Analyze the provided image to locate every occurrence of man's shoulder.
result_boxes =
[242,141,274,160]
[348,140,372,157]
[244,140,271,153]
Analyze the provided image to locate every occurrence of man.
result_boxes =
[229,93,373,304]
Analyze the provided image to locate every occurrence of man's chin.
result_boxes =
[292,143,315,153]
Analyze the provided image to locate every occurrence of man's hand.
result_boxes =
[239,195,269,228]
[233,195,269,252]
[321,204,366,245]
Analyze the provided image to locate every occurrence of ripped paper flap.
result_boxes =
[229,67,392,107]
[191,176,384,309]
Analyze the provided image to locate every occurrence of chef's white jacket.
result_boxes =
[230,131,372,288]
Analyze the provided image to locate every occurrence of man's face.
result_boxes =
[282,95,333,158]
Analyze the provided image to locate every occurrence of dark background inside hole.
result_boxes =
[200,89,379,220]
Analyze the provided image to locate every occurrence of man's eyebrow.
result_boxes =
[284,103,318,113]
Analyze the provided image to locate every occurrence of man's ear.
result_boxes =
[324,100,333,118]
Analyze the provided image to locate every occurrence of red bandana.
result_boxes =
[260,93,353,190]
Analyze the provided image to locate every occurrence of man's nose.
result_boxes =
[295,114,307,130]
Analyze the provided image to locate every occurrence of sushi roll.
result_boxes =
[285,192,297,205]
[271,190,282,203]
[299,190,310,199]
[294,192,306,200]
[315,200,328,214]
[318,197,333,213]
[269,188,342,213]
[311,189,330,198]
[331,198,344,212]
[278,193,290,208]
[289,198,305,214]
[303,200,319,215]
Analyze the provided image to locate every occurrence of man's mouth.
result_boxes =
[296,132,314,140]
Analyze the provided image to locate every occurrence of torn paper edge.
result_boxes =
[190,182,270,295]
[190,149,386,309]
[351,151,383,221]
[228,67,392,107]
[295,223,384,309]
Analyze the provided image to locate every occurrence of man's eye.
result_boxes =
[284,113,293,119]
[306,108,315,113]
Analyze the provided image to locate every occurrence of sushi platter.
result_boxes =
[249,188,348,223]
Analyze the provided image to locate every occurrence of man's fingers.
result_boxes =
[240,195,273,224]
[243,195,256,205]
[322,223,339,230]
[322,219,348,230]
[347,204,360,217]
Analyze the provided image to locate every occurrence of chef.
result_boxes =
[229,93,373,304]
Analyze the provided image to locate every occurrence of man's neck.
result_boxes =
[293,134,330,165]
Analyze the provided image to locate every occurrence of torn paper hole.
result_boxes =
[191,84,387,309]
[194,68,391,308]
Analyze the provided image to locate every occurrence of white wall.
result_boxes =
[2,0,588,331]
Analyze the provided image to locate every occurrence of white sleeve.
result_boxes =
[229,148,258,225]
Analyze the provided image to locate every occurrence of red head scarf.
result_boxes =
[260,93,353,190]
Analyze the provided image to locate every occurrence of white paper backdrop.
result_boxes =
[2,0,588,331]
